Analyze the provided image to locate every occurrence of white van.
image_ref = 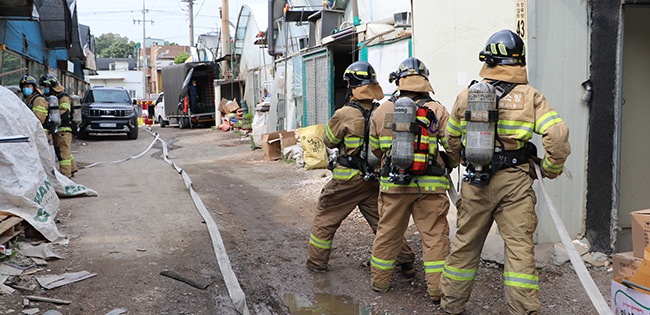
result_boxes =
[154,92,168,127]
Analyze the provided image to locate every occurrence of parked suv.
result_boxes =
[79,87,138,139]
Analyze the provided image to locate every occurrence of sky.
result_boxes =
[76,0,268,46]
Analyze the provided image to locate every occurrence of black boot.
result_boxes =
[400,262,416,278]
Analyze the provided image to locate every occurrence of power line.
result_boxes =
[194,0,206,18]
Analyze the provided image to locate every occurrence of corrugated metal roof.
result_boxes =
[0,0,35,17]
[37,0,72,48]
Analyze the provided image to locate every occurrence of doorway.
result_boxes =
[618,5,650,251]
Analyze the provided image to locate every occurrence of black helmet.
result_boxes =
[479,30,526,66]
[19,75,38,88]
[343,61,378,88]
[39,73,60,88]
[388,57,429,84]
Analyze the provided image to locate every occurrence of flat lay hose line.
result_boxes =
[533,163,611,315]
[81,128,250,315]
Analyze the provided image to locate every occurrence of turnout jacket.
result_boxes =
[324,99,374,181]
[25,92,49,129]
[369,91,457,194]
[54,85,73,133]
[445,64,571,178]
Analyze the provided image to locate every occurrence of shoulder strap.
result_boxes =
[489,80,518,101]
[388,92,399,104]
[341,101,376,174]
[56,92,69,100]
[27,95,46,109]
[26,96,35,108]
[343,101,371,119]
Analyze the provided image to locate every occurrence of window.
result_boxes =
[1,51,25,86]
[28,60,45,81]
[84,88,131,103]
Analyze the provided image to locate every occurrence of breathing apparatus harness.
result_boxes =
[381,94,448,193]
[55,91,73,131]
[327,100,379,181]
[462,80,536,186]
[27,93,60,134]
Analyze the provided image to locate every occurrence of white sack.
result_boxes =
[251,110,268,148]
[0,86,96,242]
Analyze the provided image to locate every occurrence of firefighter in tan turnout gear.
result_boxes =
[20,75,51,137]
[441,30,571,315]
[40,74,78,178]
[306,61,415,275]
[369,57,458,302]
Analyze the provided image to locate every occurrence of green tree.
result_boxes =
[174,52,189,64]
[95,33,137,58]
[164,41,179,46]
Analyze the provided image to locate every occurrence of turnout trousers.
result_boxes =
[441,167,540,315]
[53,131,77,178]
[371,192,450,297]
[307,175,414,270]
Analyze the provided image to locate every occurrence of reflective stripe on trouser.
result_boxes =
[441,167,540,315]
[71,153,78,173]
[307,175,414,269]
[53,132,73,178]
[371,193,450,296]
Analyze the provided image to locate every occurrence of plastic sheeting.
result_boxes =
[0,86,96,243]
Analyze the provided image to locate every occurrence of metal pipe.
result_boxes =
[221,0,230,77]
[142,0,147,98]
[267,0,276,56]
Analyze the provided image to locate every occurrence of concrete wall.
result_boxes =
[89,71,144,99]
[412,0,516,109]
[527,0,590,245]
[412,0,591,244]
[585,0,621,253]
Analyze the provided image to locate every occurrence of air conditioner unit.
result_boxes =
[308,10,344,47]
[394,12,411,28]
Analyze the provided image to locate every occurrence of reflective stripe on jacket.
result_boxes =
[369,92,456,194]
[323,100,374,181]
[446,66,570,179]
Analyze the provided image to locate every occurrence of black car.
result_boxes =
[78,87,138,139]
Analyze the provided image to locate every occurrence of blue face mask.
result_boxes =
[22,87,33,96]
[43,87,50,95]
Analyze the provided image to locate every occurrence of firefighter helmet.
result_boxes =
[19,75,38,88]
[343,61,378,88]
[479,30,526,66]
[389,57,429,84]
[39,73,61,88]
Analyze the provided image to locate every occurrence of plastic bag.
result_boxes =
[298,124,328,170]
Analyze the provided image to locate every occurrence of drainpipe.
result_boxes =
[352,0,360,26]
[268,0,276,56]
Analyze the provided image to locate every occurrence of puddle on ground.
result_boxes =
[282,292,372,315]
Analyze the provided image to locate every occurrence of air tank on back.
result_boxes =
[464,82,497,169]
[46,95,61,129]
[391,97,417,169]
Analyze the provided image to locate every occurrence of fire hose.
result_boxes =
[533,163,611,315]
[81,128,250,315]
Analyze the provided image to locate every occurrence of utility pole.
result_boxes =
[182,0,195,47]
[134,0,154,99]
[221,0,230,78]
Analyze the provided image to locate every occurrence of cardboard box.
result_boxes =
[279,130,297,150]
[222,100,240,114]
[262,130,297,161]
[612,277,650,314]
[613,252,643,278]
[631,209,650,258]
[219,98,229,113]
[262,132,282,161]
